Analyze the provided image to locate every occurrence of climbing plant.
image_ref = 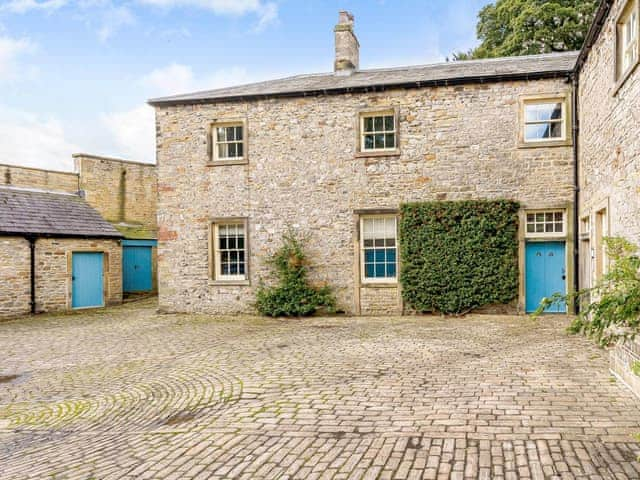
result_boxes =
[255,230,336,317]
[535,237,640,347]
[399,200,520,315]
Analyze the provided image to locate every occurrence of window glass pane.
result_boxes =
[364,135,374,150]
[237,143,244,158]
[545,223,554,233]
[526,103,562,122]
[374,134,385,149]
[554,212,563,222]
[374,238,385,247]
[228,143,237,158]
[386,249,396,263]
[364,117,374,132]
[374,249,385,262]
[222,263,230,275]
[230,263,238,274]
[238,263,245,275]
[527,224,535,233]
[384,116,394,131]
[525,124,549,141]
[218,144,227,158]
[219,237,228,249]
[536,224,544,233]
[385,134,396,149]
[235,126,243,141]
[365,263,375,278]
[386,263,397,278]
[536,213,545,222]
[387,238,396,247]
[555,222,563,232]
[375,264,386,278]
[545,212,554,222]
[216,127,226,142]
[374,116,383,131]
[364,250,375,263]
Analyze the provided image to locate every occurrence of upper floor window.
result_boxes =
[360,111,397,153]
[211,219,248,283]
[209,121,246,165]
[360,216,398,283]
[616,0,639,85]
[523,101,566,143]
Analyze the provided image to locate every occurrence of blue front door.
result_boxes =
[72,252,104,309]
[525,241,566,313]
[123,246,153,292]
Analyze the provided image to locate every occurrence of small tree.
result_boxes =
[534,237,640,347]
[255,231,336,317]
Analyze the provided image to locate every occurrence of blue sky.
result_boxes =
[0,0,488,171]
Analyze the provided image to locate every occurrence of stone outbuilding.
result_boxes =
[0,186,123,318]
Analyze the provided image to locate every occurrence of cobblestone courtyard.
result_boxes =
[1,300,640,479]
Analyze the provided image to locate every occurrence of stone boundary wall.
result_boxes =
[1,164,79,194]
[0,237,31,318]
[611,340,640,399]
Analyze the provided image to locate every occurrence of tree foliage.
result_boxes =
[535,238,640,347]
[255,230,336,317]
[452,0,599,60]
[399,200,520,315]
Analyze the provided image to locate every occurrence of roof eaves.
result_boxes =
[576,0,614,73]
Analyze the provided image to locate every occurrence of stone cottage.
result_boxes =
[150,12,579,316]
[0,154,157,318]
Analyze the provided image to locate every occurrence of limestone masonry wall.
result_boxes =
[156,78,575,315]
[74,154,157,238]
[0,237,31,318]
[1,164,78,194]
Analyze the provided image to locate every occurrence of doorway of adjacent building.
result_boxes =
[525,241,567,313]
[122,240,155,293]
[72,252,105,309]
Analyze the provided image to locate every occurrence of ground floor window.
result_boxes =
[212,220,248,282]
[360,216,397,283]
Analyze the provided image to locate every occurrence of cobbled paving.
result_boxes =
[1,299,639,479]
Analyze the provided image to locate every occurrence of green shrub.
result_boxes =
[256,231,336,317]
[535,237,640,346]
[399,200,520,315]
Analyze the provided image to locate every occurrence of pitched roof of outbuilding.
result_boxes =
[0,187,122,238]
[148,51,579,106]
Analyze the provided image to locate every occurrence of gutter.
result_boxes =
[148,70,574,107]
[572,73,581,311]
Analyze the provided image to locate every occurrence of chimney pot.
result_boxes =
[334,11,359,75]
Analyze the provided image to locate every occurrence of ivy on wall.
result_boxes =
[399,200,520,315]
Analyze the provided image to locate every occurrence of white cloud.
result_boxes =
[137,0,278,30]
[0,106,80,171]
[0,0,67,13]
[141,62,250,96]
[96,5,135,42]
[100,104,155,163]
[0,34,36,81]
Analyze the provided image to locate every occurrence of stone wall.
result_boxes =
[155,78,575,315]
[1,164,79,194]
[0,237,31,318]
[578,0,640,398]
[74,154,157,239]
[34,238,122,313]
[579,0,640,244]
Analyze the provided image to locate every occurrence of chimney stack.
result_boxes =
[334,11,359,75]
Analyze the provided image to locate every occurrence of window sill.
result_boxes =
[209,280,251,287]
[614,58,640,96]
[360,282,398,288]
[518,140,572,149]
[355,149,401,159]
[207,159,248,167]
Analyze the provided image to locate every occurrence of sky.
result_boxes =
[0,0,489,171]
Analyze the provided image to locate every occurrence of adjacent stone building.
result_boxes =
[0,154,158,318]
[575,0,640,395]
[150,13,578,316]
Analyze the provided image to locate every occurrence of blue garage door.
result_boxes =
[525,241,567,313]
[72,252,104,309]
[123,240,155,293]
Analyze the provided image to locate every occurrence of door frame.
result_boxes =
[67,250,110,310]
[518,204,575,314]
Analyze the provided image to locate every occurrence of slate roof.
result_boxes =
[0,187,122,238]
[149,51,579,106]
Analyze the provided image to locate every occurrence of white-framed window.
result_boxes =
[617,0,639,80]
[360,216,398,283]
[523,101,566,143]
[525,210,566,237]
[212,123,244,162]
[360,112,397,152]
[212,221,247,281]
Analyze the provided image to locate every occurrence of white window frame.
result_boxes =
[617,0,640,84]
[522,101,567,144]
[359,111,398,153]
[360,215,398,284]
[210,121,246,164]
[211,220,248,282]
[525,210,567,238]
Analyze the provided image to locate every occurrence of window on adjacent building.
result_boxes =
[523,101,566,143]
[617,0,639,83]
[525,210,565,237]
[212,220,248,282]
[360,216,397,283]
[360,112,397,152]
[211,123,245,163]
